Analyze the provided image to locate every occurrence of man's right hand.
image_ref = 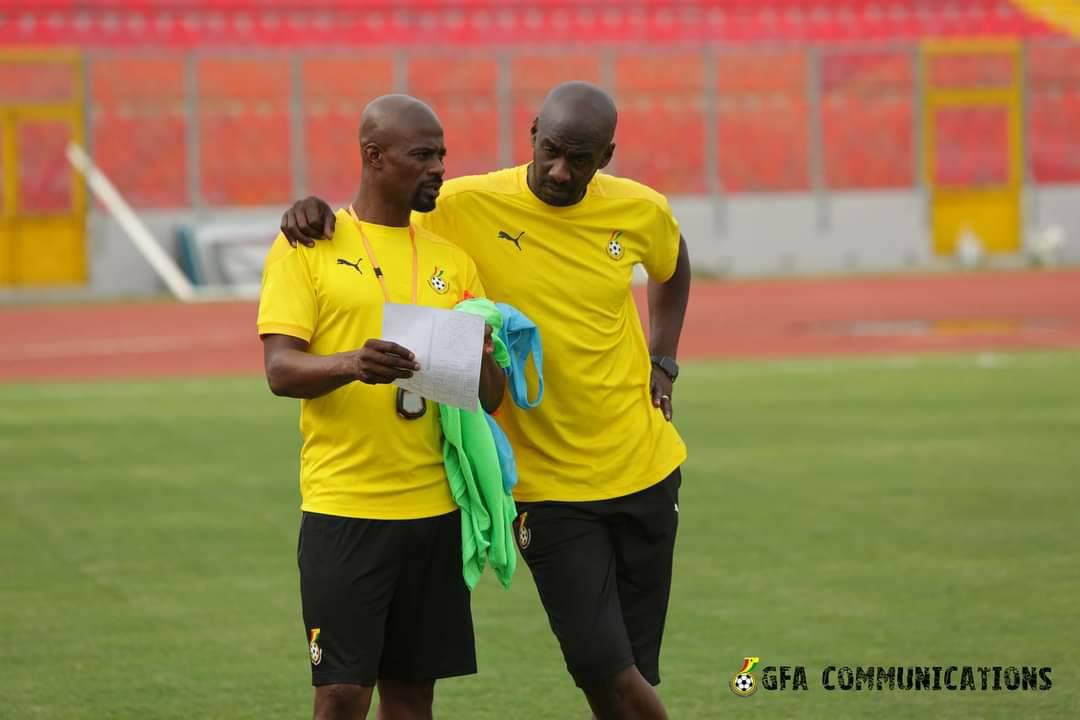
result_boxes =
[281,196,336,248]
[348,339,421,385]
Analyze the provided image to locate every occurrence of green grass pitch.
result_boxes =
[2,351,1078,718]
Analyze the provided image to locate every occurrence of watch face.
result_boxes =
[653,357,678,379]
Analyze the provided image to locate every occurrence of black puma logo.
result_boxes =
[336,258,363,274]
[498,230,525,251]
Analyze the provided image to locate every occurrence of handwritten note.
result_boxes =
[381,302,484,411]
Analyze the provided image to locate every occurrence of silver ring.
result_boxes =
[660,394,670,401]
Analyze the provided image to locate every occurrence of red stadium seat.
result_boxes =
[408,58,499,178]
[8,1,1077,203]
[823,97,914,189]
[718,98,811,192]
[1027,43,1080,87]
[928,53,1017,90]
[92,114,188,208]
[821,51,914,189]
[90,57,188,207]
[615,54,706,192]
[301,57,395,202]
[616,54,704,94]
[1028,44,1080,183]
[616,105,707,193]
[718,50,805,95]
[933,106,1009,188]
[511,54,601,165]
[717,51,809,192]
[512,54,603,96]
[0,61,75,104]
[15,121,72,214]
[1029,90,1080,183]
[197,57,292,205]
[0,1,1062,47]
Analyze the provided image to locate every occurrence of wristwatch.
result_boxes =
[650,355,679,382]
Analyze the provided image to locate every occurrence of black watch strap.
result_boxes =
[650,355,679,382]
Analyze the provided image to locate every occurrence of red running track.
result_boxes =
[1,270,1078,381]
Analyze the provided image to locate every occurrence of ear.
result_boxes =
[598,142,615,170]
[362,142,383,168]
[530,118,538,148]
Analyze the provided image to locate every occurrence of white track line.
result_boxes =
[0,333,248,360]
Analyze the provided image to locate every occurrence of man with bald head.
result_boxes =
[259,94,503,720]
[281,82,692,720]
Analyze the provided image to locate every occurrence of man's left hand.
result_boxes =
[650,367,674,421]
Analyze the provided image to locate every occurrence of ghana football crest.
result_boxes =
[731,657,761,697]
[517,512,531,550]
[308,628,323,666]
[428,266,449,294]
[607,230,625,260]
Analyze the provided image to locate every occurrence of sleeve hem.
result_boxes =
[257,323,314,342]
[647,239,680,283]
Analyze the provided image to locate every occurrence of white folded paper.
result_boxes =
[380,302,484,411]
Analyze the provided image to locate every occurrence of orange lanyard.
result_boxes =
[348,206,419,304]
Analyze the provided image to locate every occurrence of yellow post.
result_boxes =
[0,110,16,284]
[0,47,86,287]
[922,39,1023,256]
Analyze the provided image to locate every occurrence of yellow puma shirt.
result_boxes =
[258,210,484,519]
[411,165,687,502]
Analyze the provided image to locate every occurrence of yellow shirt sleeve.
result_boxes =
[643,198,681,283]
[257,234,318,341]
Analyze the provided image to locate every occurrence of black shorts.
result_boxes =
[297,510,476,687]
[512,468,681,688]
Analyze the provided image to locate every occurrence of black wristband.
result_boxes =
[650,355,679,382]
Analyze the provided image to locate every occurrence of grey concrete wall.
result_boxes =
[1031,185,1080,265]
[86,207,284,297]
[672,191,931,276]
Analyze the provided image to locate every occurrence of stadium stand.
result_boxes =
[934,106,1011,187]
[16,121,71,213]
[1028,42,1080,183]
[408,56,499,179]
[0,2,1060,47]
[90,57,188,207]
[1,1,1075,206]
[510,54,602,167]
[197,57,292,206]
[301,56,394,203]
[614,53,706,193]
[716,50,810,192]
[822,51,914,189]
